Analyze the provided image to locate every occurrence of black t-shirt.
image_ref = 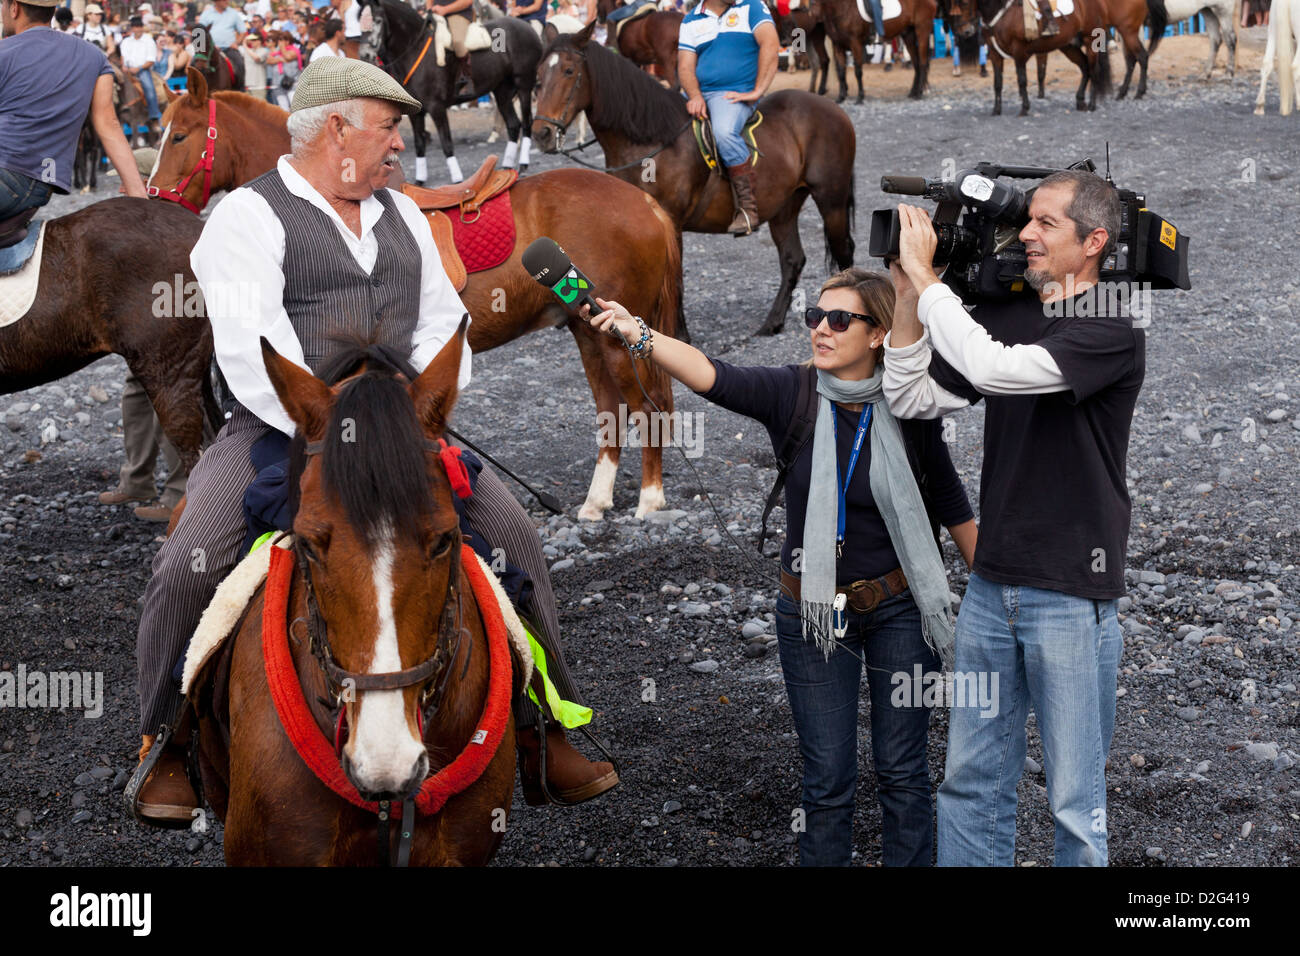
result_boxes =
[927,292,1145,599]
[698,361,974,586]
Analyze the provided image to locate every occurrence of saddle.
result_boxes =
[1024,0,1069,39]
[0,218,46,329]
[609,0,657,39]
[401,156,518,292]
[692,111,764,174]
[853,0,903,25]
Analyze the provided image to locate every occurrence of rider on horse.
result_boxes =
[678,0,778,235]
[424,0,477,96]
[0,0,146,225]
[127,56,618,826]
[197,0,247,71]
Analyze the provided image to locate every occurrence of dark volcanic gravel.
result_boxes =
[1,46,1298,867]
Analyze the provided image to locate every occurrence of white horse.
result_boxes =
[1255,0,1298,114]
[1146,0,1240,77]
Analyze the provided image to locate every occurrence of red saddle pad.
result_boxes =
[449,190,516,275]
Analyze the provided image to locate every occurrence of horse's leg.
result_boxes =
[410,110,430,185]
[516,77,536,172]
[1060,42,1090,110]
[1255,21,1275,113]
[570,323,625,520]
[1117,43,1135,99]
[1016,56,1031,115]
[816,26,830,95]
[832,38,850,102]
[1131,29,1150,98]
[494,87,523,169]
[903,28,925,98]
[1205,11,1223,78]
[1037,51,1048,97]
[429,102,462,184]
[757,192,809,336]
[851,34,866,102]
[1224,9,1238,76]
[991,50,1004,114]
[598,334,670,518]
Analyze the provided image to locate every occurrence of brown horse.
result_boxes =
[0,199,219,471]
[767,0,832,94]
[532,23,856,336]
[947,0,1124,113]
[811,0,939,100]
[109,57,161,149]
[595,0,685,87]
[190,24,246,91]
[190,328,517,865]
[147,70,682,520]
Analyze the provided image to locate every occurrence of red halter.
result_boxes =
[147,98,218,215]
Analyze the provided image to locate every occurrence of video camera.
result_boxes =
[868,158,1190,304]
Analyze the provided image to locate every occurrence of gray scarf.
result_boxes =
[800,367,955,668]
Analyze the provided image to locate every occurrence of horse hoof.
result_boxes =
[755,320,784,336]
[992,107,1002,116]
[577,502,608,522]
[1254,106,1264,116]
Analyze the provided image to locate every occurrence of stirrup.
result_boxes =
[532,709,621,807]
[124,722,178,827]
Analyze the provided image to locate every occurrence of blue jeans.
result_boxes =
[936,572,1122,867]
[868,0,885,35]
[775,587,940,866]
[0,167,52,221]
[701,91,756,168]
[134,67,161,120]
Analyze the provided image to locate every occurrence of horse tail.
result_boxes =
[824,171,856,274]
[647,194,683,340]
[1146,0,1169,59]
[1277,0,1296,115]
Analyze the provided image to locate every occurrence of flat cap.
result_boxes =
[290,56,422,115]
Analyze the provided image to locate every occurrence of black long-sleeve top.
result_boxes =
[697,360,974,585]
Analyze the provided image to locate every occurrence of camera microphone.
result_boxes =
[880,175,929,196]
[522,237,603,316]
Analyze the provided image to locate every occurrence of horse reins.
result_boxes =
[147,99,218,214]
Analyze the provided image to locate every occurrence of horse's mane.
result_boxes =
[550,34,689,145]
[294,341,437,549]
[376,0,424,36]
[161,89,287,127]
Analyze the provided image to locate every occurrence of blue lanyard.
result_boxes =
[833,403,873,553]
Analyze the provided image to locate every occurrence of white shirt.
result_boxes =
[309,41,346,62]
[882,281,1067,419]
[119,33,157,70]
[191,156,472,437]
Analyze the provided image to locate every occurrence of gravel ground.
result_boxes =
[1,36,1298,867]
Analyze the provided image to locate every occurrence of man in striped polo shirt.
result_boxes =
[128,57,618,825]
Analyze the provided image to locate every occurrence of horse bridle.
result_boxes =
[295,436,471,751]
[147,99,218,214]
[534,50,588,151]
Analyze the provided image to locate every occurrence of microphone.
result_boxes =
[879,175,929,196]
[521,237,603,317]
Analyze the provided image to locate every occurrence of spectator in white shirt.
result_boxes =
[309,18,345,61]
[119,17,162,119]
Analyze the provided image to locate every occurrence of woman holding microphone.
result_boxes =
[584,267,977,866]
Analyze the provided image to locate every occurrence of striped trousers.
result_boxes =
[135,405,583,735]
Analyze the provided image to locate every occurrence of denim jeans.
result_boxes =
[936,572,1122,866]
[0,167,52,221]
[775,587,940,866]
[701,91,756,168]
[134,67,162,120]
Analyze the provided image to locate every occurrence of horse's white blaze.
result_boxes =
[147,123,171,188]
[578,454,618,520]
[547,52,560,68]
[348,531,426,794]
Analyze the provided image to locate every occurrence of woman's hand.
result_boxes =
[581,296,641,343]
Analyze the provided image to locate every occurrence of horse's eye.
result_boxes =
[429,530,457,560]
[563,67,574,76]
[173,133,186,143]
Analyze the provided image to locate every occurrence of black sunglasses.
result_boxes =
[803,306,878,333]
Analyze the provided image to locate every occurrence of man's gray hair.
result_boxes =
[1038,170,1122,260]
[286,98,367,152]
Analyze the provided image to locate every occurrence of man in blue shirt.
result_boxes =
[678,0,777,236]
[198,0,246,62]
[0,0,147,221]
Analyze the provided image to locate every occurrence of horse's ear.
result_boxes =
[186,66,209,106]
[574,18,596,48]
[164,83,181,103]
[260,337,334,441]
[542,21,559,47]
[408,315,469,438]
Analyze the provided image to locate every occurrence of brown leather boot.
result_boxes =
[1038,0,1060,35]
[133,733,199,826]
[516,724,618,807]
[726,162,759,236]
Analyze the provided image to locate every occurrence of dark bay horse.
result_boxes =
[191,329,517,865]
[596,0,684,87]
[358,0,542,185]
[811,0,939,100]
[145,82,684,520]
[190,24,246,92]
[532,23,856,336]
[767,0,831,94]
[0,199,219,471]
[948,0,1117,113]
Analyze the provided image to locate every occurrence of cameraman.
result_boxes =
[883,170,1145,867]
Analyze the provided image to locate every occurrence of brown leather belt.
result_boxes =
[779,566,909,615]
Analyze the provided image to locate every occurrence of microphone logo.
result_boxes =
[552,269,589,304]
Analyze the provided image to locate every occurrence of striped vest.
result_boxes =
[248,170,422,374]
